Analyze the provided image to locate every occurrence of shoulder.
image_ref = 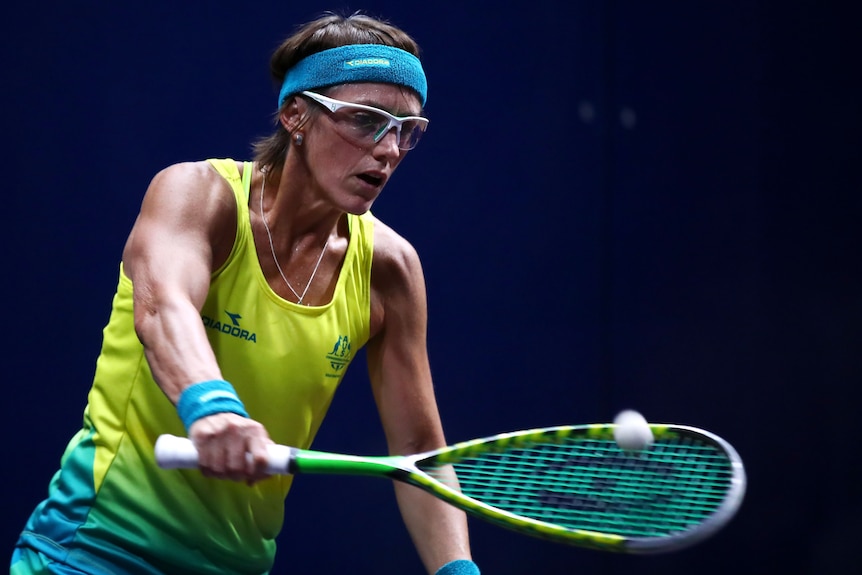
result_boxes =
[367,215,427,337]
[141,161,237,223]
[369,215,424,286]
[125,161,240,264]
[146,160,231,200]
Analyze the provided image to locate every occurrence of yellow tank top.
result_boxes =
[23,159,374,574]
[196,159,373,448]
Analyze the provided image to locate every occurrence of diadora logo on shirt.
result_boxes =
[201,310,257,343]
[325,335,352,378]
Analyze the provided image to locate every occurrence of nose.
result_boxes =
[373,126,402,159]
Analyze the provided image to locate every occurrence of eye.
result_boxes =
[348,111,387,131]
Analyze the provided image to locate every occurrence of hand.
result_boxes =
[188,413,273,484]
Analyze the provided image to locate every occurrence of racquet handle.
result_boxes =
[154,434,295,475]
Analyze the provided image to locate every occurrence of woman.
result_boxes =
[12,12,479,575]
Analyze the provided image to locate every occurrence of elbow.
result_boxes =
[131,282,163,345]
[132,299,158,346]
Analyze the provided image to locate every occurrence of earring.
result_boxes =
[293,132,304,146]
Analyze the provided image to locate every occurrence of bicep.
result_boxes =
[124,163,227,315]
[121,163,236,399]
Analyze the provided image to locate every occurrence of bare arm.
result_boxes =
[124,162,270,481]
[367,222,472,574]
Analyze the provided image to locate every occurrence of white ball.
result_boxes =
[613,409,654,451]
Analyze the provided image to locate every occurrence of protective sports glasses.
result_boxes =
[301,90,429,151]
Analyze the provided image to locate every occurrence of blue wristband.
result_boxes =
[176,379,249,432]
[435,560,480,575]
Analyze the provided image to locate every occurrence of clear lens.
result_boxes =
[333,107,426,150]
[396,120,426,150]
[339,110,391,141]
[302,91,428,150]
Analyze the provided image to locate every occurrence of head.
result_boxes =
[252,12,426,173]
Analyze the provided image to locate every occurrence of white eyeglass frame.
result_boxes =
[300,90,429,150]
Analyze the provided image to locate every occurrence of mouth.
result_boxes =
[356,171,385,188]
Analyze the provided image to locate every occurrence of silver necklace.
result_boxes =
[259,167,329,305]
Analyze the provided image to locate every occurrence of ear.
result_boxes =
[278,97,304,132]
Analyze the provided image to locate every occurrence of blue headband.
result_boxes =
[278,44,427,108]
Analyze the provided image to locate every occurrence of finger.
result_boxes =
[224,437,251,481]
[245,436,273,480]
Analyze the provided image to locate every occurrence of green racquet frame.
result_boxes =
[156,423,746,553]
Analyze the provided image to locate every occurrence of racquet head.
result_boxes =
[404,424,745,553]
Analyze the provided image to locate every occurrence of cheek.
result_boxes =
[316,129,365,157]
[309,138,360,171]
[311,151,361,189]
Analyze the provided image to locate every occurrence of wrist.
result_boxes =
[176,379,249,432]
[435,559,480,575]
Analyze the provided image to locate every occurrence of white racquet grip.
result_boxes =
[154,434,293,475]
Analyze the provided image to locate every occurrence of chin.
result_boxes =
[346,201,375,216]
[335,194,375,215]
[345,189,383,215]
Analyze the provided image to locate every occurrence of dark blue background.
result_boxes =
[3,1,859,574]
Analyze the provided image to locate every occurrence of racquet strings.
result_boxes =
[417,430,735,537]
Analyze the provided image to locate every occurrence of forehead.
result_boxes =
[325,83,423,115]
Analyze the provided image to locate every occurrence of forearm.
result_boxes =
[136,295,222,403]
[136,291,271,481]
[395,482,472,574]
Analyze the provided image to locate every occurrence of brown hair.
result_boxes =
[252,12,422,171]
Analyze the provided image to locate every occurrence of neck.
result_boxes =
[257,162,341,243]
[257,164,339,305]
